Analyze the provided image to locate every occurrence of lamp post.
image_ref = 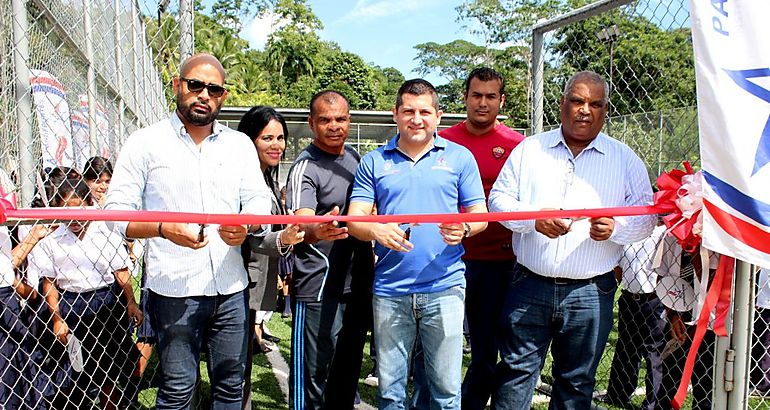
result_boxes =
[597,24,620,132]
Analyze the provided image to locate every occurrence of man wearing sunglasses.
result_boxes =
[106,53,272,409]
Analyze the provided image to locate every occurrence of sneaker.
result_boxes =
[364,373,379,387]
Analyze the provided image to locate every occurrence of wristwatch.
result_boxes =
[463,222,472,238]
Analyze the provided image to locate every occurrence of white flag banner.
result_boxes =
[29,70,74,169]
[692,0,770,267]
[70,109,89,171]
[76,95,112,163]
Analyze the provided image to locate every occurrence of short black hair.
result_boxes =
[309,90,349,118]
[52,178,93,207]
[395,79,439,111]
[82,156,113,182]
[464,67,505,96]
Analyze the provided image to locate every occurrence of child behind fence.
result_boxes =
[31,178,142,409]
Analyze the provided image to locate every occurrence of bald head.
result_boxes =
[179,53,226,82]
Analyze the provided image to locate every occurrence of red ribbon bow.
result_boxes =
[654,162,702,254]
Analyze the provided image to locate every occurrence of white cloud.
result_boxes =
[340,0,439,22]
[240,12,289,50]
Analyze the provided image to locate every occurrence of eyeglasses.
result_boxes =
[179,77,226,98]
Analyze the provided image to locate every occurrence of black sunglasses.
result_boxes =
[179,77,226,98]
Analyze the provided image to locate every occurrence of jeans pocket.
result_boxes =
[510,264,529,287]
[595,273,619,295]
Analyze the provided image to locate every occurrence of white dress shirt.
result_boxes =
[29,222,132,293]
[105,113,272,297]
[489,127,656,279]
[619,224,666,294]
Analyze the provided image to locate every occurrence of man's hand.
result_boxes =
[218,224,248,246]
[439,222,464,246]
[372,223,413,252]
[589,217,615,241]
[161,223,209,249]
[315,206,349,241]
[668,311,688,343]
[534,208,571,238]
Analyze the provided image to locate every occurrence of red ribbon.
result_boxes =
[0,187,17,224]
[671,254,734,409]
[1,205,666,226]
[654,162,702,254]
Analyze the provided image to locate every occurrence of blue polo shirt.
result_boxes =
[350,134,485,297]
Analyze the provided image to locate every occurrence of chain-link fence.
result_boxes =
[1,0,188,408]
[531,1,766,409]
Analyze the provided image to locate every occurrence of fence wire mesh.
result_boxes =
[2,0,768,408]
[1,0,181,407]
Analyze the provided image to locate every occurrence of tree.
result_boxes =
[317,51,380,110]
[210,0,271,32]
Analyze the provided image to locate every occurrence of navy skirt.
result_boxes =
[58,283,139,397]
[0,286,51,409]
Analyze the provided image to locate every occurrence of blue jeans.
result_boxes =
[493,264,616,410]
[373,286,465,410]
[150,290,248,410]
[462,259,515,410]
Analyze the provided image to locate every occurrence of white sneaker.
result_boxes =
[364,373,379,387]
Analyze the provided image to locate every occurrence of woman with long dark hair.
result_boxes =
[238,106,304,408]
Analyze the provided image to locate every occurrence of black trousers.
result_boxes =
[606,290,668,410]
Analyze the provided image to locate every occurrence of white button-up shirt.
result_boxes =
[29,222,132,293]
[489,127,656,279]
[105,113,272,297]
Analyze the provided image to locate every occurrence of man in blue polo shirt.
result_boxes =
[347,79,488,410]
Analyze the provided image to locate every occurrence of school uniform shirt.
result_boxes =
[619,224,667,294]
[30,221,133,292]
[758,268,770,309]
[0,227,14,288]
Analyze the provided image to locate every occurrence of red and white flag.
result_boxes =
[693,0,770,267]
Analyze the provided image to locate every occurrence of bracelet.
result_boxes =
[158,222,166,239]
[276,231,293,256]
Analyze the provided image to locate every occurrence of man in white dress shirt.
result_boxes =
[488,71,656,409]
[106,53,272,409]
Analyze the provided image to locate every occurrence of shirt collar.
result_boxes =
[170,111,225,141]
[384,132,447,152]
[549,126,608,155]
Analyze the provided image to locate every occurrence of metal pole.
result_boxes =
[84,0,98,160]
[531,29,544,135]
[727,260,754,409]
[113,0,125,149]
[179,0,193,62]
[11,0,35,205]
[131,0,140,126]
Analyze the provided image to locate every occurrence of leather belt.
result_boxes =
[518,263,612,285]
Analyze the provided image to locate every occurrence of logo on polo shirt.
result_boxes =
[492,146,505,159]
[432,156,453,171]
[382,159,400,175]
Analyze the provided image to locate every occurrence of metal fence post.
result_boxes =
[531,29,544,135]
[179,0,193,62]
[11,0,34,205]
[727,260,755,409]
[84,0,98,158]
[114,0,125,148]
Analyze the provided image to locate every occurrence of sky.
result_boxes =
[238,0,480,86]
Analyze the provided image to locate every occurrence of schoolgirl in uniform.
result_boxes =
[34,178,142,409]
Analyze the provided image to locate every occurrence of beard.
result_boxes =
[177,94,221,126]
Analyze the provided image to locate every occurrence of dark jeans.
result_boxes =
[606,290,667,410]
[462,259,515,410]
[493,264,617,410]
[289,297,345,410]
[150,290,249,410]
